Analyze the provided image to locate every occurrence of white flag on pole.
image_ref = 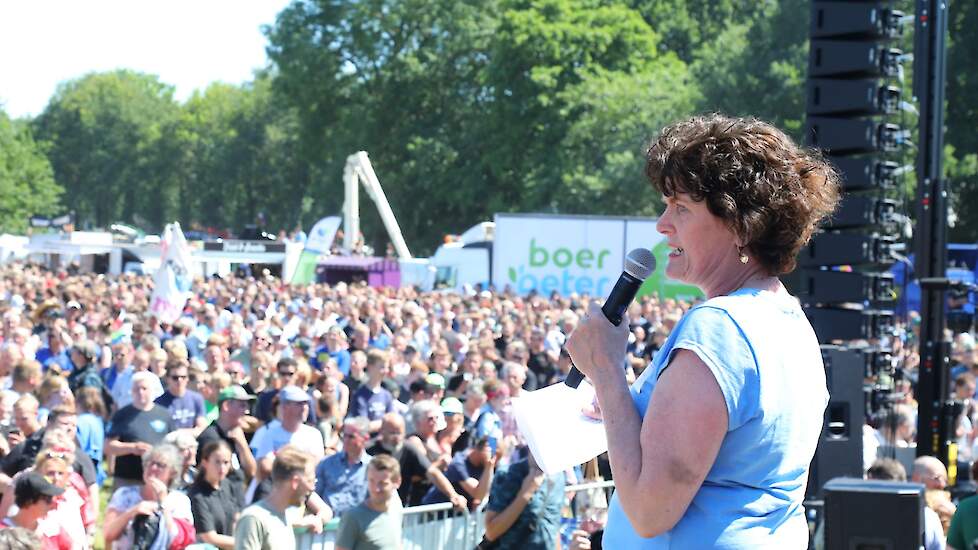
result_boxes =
[149,222,193,323]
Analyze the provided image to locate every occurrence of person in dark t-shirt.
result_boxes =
[366,413,466,508]
[526,329,558,388]
[105,372,174,487]
[1,405,97,487]
[196,386,258,490]
[348,351,395,433]
[421,437,496,509]
[188,440,244,548]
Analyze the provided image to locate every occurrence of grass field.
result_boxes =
[93,481,111,550]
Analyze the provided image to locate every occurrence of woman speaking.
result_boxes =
[566,114,840,548]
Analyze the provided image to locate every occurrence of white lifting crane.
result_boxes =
[341,151,412,260]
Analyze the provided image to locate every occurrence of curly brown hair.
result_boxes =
[645,114,841,274]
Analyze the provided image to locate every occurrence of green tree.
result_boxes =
[945,0,978,242]
[265,0,695,253]
[689,0,809,135]
[32,70,181,229]
[630,0,766,64]
[0,110,63,232]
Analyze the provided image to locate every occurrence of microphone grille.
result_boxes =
[624,248,656,280]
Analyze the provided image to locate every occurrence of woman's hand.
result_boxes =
[569,530,592,550]
[133,500,159,517]
[582,396,603,422]
[146,477,168,503]
[565,302,630,382]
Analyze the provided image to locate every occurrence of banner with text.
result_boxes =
[492,214,702,300]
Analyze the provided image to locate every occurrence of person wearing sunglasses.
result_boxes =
[103,444,195,550]
[155,363,207,435]
[253,358,317,426]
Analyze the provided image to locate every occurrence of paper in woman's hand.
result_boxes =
[512,380,608,476]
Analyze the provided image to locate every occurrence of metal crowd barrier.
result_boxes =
[295,480,616,550]
[402,501,488,550]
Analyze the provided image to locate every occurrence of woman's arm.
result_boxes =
[591,349,726,538]
[103,501,154,546]
[198,530,235,549]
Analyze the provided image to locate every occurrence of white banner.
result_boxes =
[493,214,625,296]
[304,216,342,254]
[149,222,193,323]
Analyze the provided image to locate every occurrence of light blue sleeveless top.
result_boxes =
[604,288,827,549]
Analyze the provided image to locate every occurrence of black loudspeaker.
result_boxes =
[823,478,924,549]
[808,346,865,498]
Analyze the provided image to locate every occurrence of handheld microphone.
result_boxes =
[564,248,656,388]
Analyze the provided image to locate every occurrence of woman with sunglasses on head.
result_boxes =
[0,427,95,549]
[103,444,195,550]
[187,441,242,550]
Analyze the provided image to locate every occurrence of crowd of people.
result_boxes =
[0,262,689,549]
[0,253,976,548]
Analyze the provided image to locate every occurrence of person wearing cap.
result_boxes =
[474,379,508,461]
[0,472,71,550]
[62,302,83,337]
[197,385,258,490]
[253,358,319,425]
[291,337,314,362]
[249,385,325,502]
[425,372,446,403]
[348,351,395,434]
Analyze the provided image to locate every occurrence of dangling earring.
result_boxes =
[738,246,749,264]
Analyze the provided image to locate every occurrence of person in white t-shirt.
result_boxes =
[248,385,325,503]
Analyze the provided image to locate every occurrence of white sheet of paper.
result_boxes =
[512,380,608,476]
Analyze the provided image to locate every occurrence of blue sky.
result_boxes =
[0,0,292,118]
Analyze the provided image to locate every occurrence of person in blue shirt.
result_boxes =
[312,327,351,376]
[315,417,372,518]
[482,455,565,549]
[565,114,841,548]
[34,328,72,373]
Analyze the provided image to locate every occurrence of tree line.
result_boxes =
[1,0,975,253]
